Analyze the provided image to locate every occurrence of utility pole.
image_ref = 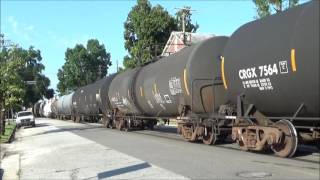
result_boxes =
[97,65,102,81]
[0,33,15,50]
[175,7,196,45]
[116,60,119,72]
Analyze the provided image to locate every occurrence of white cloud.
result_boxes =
[7,16,35,41]
[25,25,34,31]
[47,31,91,49]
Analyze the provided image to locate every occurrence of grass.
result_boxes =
[0,122,16,143]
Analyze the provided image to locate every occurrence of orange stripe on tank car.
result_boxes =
[183,68,190,96]
[221,56,228,89]
[153,83,157,94]
[140,86,144,97]
[291,49,297,72]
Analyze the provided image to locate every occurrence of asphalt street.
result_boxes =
[1,118,319,180]
[46,118,320,179]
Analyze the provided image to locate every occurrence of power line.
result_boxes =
[0,34,16,49]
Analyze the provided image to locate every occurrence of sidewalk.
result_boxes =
[1,118,188,180]
[1,137,20,180]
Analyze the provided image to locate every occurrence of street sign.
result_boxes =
[26,81,36,85]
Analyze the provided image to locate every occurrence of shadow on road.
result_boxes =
[294,146,319,158]
[153,125,178,134]
[27,125,106,137]
[49,120,319,160]
[97,162,151,179]
[23,123,51,129]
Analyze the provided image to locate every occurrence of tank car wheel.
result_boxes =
[181,125,192,141]
[140,121,145,130]
[202,127,216,145]
[107,119,114,128]
[147,120,156,130]
[104,119,109,128]
[115,119,124,131]
[124,118,131,132]
[271,119,298,158]
[115,120,120,130]
[316,141,320,150]
[181,124,198,142]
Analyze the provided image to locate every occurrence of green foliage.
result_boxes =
[19,47,53,106]
[0,46,53,110]
[0,122,16,143]
[253,0,299,19]
[123,0,198,70]
[57,39,112,95]
[0,48,26,110]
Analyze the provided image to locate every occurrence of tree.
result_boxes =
[253,0,299,19]
[17,46,54,107]
[57,39,112,95]
[123,0,198,70]
[0,46,52,108]
[0,47,26,134]
[0,42,52,134]
[123,0,176,69]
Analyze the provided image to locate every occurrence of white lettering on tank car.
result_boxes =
[147,100,154,109]
[164,94,172,104]
[239,68,257,79]
[168,77,182,95]
[239,63,279,80]
[238,60,290,91]
[242,78,273,91]
[160,104,166,110]
[258,64,278,77]
[154,93,164,104]
[122,98,130,106]
[114,102,124,108]
[279,61,289,74]
[111,96,118,102]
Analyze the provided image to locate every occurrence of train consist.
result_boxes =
[34,1,319,157]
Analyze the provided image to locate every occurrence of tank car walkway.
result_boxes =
[1,118,319,180]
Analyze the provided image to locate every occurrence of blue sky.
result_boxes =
[0,0,307,91]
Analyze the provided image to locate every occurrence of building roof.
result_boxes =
[161,31,215,56]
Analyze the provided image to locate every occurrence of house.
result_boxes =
[161,31,214,56]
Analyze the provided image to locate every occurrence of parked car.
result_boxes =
[16,111,35,128]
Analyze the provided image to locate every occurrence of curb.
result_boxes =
[8,125,17,143]
[0,144,7,160]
